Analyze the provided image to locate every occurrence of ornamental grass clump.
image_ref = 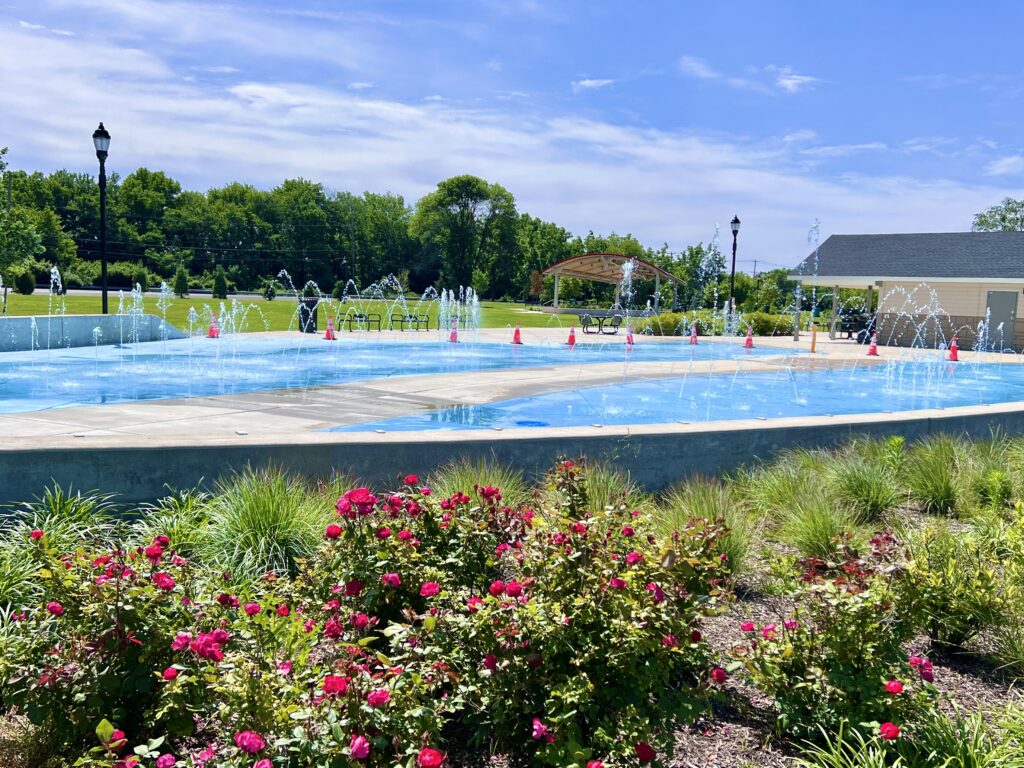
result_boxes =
[777,499,862,561]
[197,466,331,578]
[826,457,901,524]
[428,458,531,508]
[905,435,962,516]
[660,478,757,577]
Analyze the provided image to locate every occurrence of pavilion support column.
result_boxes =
[613,285,621,308]
[866,284,874,315]
[829,284,840,340]
[553,272,560,308]
[654,274,660,313]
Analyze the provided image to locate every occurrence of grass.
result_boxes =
[428,458,531,507]
[197,466,333,580]
[777,499,862,561]
[905,435,962,516]
[826,457,901,524]
[659,479,758,577]
[2,293,574,332]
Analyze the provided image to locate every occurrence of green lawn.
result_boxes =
[0,292,570,332]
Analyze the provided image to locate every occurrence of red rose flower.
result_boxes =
[350,734,371,760]
[325,524,342,539]
[376,527,392,539]
[420,581,440,597]
[153,573,176,591]
[418,748,445,768]
[483,653,498,670]
[885,679,904,694]
[344,579,363,596]
[46,601,64,616]
[489,580,506,596]
[504,580,523,597]
[740,621,755,632]
[276,604,290,617]
[635,742,656,763]
[404,474,419,485]
[162,667,179,681]
[467,596,484,612]
[322,674,349,696]
[381,572,401,588]
[711,666,728,683]
[366,688,391,707]
[350,612,370,629]
[691,629,702,643]
[154,534,170,548]
[243,602,261,616]
[879,722,901,740]
[144,544,164,562]
[531,718,548,740]
[29,529,44,540]
[608,577,627,590]
[620,525,635,537]
[233,730,265,754]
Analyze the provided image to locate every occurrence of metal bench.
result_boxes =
[345,312,382,331]
[389,313,430,331]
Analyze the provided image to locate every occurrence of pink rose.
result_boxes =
[156,755,176,768]
[711,666,727,683]
[243,602,261,616]
[376,527,391,539]
[153,573,176,591]
[171,632,191,651]
[531,718,548,740]
[381,572,401,588]
[783,618,799,630]
[420,581,440,597]
[367,688,391,707]
[323,674,349,696]
[144,544,164,562]
[740,621,755,632]
[504,580,523,597]
[276,604,290,617]
[29,529,44,540]
[879,722,901,740]
[626,551,643,565]
[162,667,179,681]
[761,624,777,640]
[608,577,627,590]
[404,474,420,485]
[46,601,64,616]
[467,596,484,612]
[350,734,371,760]
[418,748,445,768]
[620,525,635,537]
[885,679,904,694]
[350,612,370,629]
[325,524,342,539]
[277,661,293,675]
[489,580,506,596]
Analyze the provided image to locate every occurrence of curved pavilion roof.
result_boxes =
[541,252,684,285]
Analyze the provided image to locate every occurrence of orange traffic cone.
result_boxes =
[567,325,576,347]
[689,322,699,345]
[949,335,959,362]
[324,315,337,340]
[207,312,219,339]
[511,323,523,345]
[449,319,458,343]
[743,326,754,349]
[626,323,634,349]
[866,332,879,356]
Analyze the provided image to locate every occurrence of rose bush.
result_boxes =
[733,534,935,738]
[0,460,731,767]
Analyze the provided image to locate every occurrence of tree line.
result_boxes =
[0,145,797,311]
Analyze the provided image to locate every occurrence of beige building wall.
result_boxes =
[877,281,1024,317]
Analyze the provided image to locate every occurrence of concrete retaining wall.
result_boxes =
[3,405,1023,506]
[0,314,184,352]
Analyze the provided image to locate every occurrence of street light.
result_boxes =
[727,214,740,329]
[92,122,111,314]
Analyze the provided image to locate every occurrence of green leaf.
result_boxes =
[95,718,115,744]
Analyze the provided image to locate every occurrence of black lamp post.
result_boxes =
[92,122,111,314]
[728,214,741,324]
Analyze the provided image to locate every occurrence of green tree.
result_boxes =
[410,175,518,295]
[973,198,1024,231]
[0,206,43,278]
[172,264,190,297]
[212,264,228,299]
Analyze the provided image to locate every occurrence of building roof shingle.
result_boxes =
[791,232,1024,280]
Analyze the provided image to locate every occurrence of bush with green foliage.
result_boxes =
[905,436,961,516]
[735,535,932,738]
[660,479,756,577]
[901,523,1003,648]
[13,269,35,294]
[172,264,189,297]
[132,262,149,292]
[211,265,229,299]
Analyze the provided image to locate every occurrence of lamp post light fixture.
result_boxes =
[92,122,111,314]
[727,214,740,331]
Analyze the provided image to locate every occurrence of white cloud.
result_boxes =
[678,55,718,80]
[348,82,374,90]
[986,155,1024,176]
[423,94,443,101]
[902,136,955,153]
[767,65,821,93]
[202,65,239,74]
[783,129,817,143]
[801,142,887,157]
[485,60,503,72]
[2,13,1021,269]
[18,20,45,30]
[571,78,614,93]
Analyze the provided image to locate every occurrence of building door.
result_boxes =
[986,291,1018,350]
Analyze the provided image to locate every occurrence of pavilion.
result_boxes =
[541,253,684,311]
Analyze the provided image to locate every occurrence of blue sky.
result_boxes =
[2,0,1023,268]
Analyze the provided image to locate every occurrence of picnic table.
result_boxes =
[579,312,625,335]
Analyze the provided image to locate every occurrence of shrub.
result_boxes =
[260,277,276,301]
[332,279,347,300]
[777,500,862,560]
[172,264,189,297]
[905,436,961,515]
[743,311,795,337]
[901,523,1002,648]
[826,457,900,524]
[212,265,229,299]
[14,270,35,294]
[131,262,149,292]
[197,467,330,579]
[734,540,932,737]
[660,478,757,576]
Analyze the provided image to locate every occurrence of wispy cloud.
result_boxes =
[783,129,817,143]
[986,155,1024,176]
[679,56,817,94]
[348,82,375,90]
[571,78,614,93]
[767,65,820,93]
[801,142,887,157]
[19,19,74,35]
[18,20,44,30]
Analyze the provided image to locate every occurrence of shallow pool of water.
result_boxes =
[0,336,778,415]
